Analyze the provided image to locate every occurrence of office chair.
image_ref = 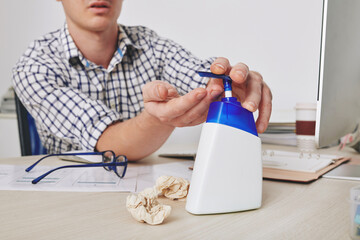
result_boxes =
[14,93,47,156]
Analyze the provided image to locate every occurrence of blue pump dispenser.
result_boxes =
[197,71,233,97]
[186,71,262,215]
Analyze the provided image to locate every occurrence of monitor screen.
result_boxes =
[316,0,360,148]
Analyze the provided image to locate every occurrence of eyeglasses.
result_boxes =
[25,150,128,184]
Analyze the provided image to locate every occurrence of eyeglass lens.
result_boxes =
[101,151,127,178]
[102,151,115,171]
[115,155,126,178]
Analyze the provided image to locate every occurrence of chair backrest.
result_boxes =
[14,94,47,156]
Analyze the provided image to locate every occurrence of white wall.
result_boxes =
[119,0,323,122]
[0,0,65,98]
[1,0,323,123]
[0,116,20,158]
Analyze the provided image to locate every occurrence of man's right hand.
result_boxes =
[142,80,223,127]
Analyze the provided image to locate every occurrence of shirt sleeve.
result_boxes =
[12,62,121,152]
[148,31,216,95]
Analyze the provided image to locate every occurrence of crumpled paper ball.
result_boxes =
[155,176,190,200]
[126,188,171,225]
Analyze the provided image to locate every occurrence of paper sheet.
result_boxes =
[0,160,194,192]
[0,164,137,192]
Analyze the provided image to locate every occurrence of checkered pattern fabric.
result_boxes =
[12,24,214,153]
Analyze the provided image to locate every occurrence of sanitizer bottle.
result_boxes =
[185,71,262,214]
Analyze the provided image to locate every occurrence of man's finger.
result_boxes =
[142,81,179,102]
[171,92,214,127]
[145,88,207,121]
[242,71,264,112]
[255,83,272,133]
[229,62,249,85]
[210,57,231,75]
[206,78,224,100]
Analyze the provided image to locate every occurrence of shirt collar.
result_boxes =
[118,24,143,51]
[107,24,144,71]
[60,23,144,70]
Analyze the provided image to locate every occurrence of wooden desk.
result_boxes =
[1,146,359,240]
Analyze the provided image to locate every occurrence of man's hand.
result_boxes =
[208,57,273,133]
[142,80,223,127]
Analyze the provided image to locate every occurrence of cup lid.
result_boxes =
[295,102,317,110]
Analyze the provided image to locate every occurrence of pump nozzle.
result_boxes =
[197,71,233,98]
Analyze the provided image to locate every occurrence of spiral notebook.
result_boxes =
[262,150,350,182]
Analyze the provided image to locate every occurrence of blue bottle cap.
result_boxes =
[197,71,258,136]
[206,97,258,136]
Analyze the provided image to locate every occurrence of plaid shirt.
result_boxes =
[12,24,214,153]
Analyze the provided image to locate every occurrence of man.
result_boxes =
[12,0,272,160]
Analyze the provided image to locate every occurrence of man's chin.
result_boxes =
[87,17,117,32]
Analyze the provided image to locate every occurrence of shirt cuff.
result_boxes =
[80,110,121,151]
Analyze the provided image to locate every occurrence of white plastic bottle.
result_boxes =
[185,72,262,214]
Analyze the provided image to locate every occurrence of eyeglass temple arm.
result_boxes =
[31,162,127,184]
[26,154,58,172]
[32,162,106,184]
[25,152,105,172]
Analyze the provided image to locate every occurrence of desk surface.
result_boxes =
[1,145,360,240]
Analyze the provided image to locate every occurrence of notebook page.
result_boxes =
[262,150,340,173]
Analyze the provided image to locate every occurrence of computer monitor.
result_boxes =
[316,0,360,149]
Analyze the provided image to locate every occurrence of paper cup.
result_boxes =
[295,103,317,152]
